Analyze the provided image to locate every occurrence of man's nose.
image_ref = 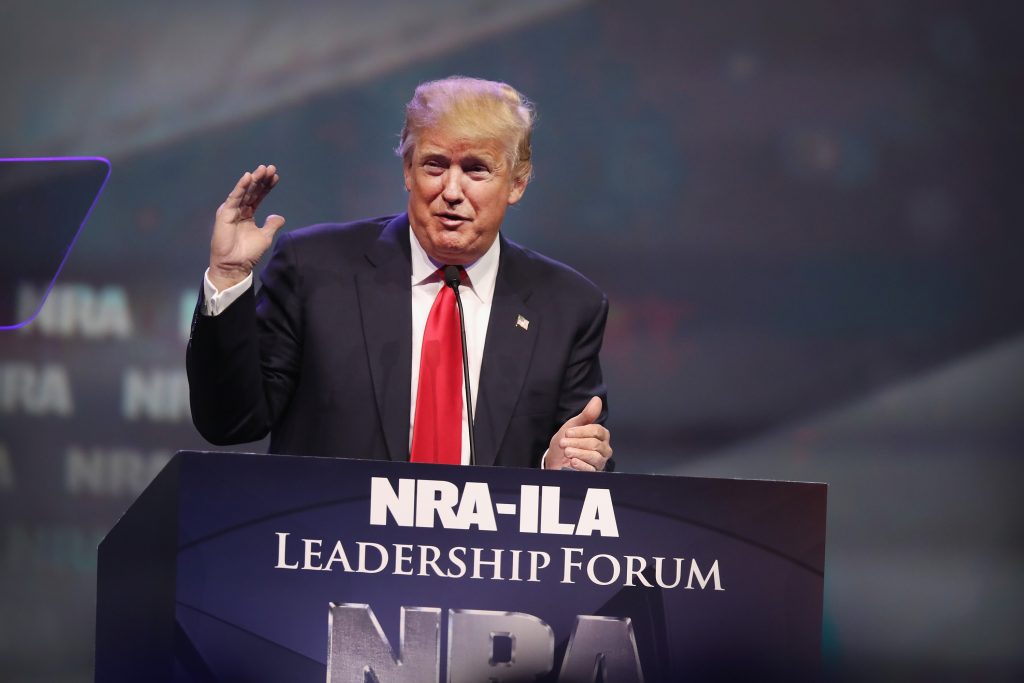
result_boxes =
[442,168,464,203]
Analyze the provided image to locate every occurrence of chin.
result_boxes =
[435,250,473,266]
[431,240,473,261]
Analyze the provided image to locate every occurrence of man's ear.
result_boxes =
[507,174,529,205]
[402,161,412,192]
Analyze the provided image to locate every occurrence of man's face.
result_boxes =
[404,128,527,265]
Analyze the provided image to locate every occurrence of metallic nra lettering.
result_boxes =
[0,363,73,416]
[448,610,554,683]
[369,478,618,536]
[17,283,133,339]
[558,616,644,683]
[325,607,647,683]
[326,604,440,683]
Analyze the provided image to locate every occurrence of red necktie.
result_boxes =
[410,269,464,464]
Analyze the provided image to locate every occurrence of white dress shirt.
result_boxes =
[202,230,499,465]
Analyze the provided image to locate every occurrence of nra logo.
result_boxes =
[327,604,644,682]
[369,477,619,537]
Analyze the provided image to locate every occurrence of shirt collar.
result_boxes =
[409,227,500,306]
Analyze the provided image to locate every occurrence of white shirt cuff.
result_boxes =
[202,269,253,316]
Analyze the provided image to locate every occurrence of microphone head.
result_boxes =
[443,265,462,289]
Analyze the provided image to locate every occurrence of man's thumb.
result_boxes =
[565,396,602,429]
[263,214,286,235]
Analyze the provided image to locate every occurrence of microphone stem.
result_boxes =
[451,284,476,466]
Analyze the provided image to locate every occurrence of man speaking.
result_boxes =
[187,76,612,471]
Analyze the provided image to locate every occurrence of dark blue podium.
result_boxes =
[95,451,826,681]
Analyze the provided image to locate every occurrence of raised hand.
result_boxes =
[545,396,613,472]
[209,164,286,290]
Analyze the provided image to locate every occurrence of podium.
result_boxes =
[96,451,826,681]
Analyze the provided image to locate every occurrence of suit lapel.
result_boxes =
[475,237,539,466]
[356,214,413,461]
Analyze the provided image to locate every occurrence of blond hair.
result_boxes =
[397,76,535,183]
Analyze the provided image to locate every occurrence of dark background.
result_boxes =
[1,1,1022,680]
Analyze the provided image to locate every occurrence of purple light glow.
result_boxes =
[0,156,111,331]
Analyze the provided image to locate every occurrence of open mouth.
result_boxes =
[436,213,469,228]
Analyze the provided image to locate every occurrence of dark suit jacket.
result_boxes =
[186,213,608,468]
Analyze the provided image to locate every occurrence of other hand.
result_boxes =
[545,396,612,472]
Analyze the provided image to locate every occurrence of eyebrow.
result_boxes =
[461,153,497,168]
[417,147,500,167]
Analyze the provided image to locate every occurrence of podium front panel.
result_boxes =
[97,451,826,681]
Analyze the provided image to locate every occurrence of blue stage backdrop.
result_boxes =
[1,1,1022,681]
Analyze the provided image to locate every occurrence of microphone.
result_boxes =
[444,265,476,466]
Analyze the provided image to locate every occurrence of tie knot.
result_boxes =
[439,265,469,286]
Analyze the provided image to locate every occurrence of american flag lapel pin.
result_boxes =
[516,314,530,331]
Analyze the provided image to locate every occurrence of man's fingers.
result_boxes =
[240,176,258,208]
[229,165,278,206]
[564,446,608,465]
[248,167,279,209]
[250,165,272,191]
[559,436,605,452]
[224,171,252,206]
[568,457,597,473]
[546,396,611,473]
[251,164,277,191]
[565,450,602,471]
[564,423,608,440]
